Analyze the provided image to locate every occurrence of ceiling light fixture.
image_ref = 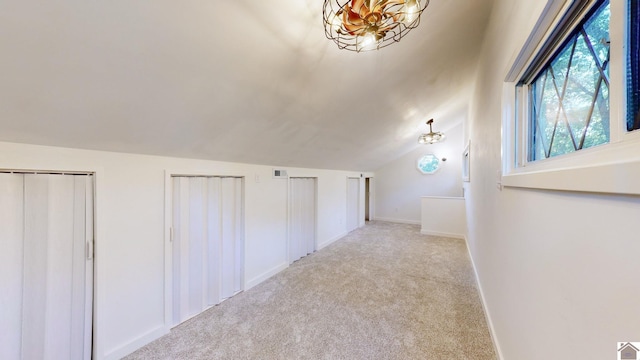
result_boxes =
[418,119,445,144]
[323,0,430,52]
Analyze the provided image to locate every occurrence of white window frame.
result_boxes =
[416,154,441,174]
[501,0,640,195]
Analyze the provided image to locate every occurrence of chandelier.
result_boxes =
[323,0,430,52]
[418,119,445,144]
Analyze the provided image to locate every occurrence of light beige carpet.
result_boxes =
[125,221,496,359]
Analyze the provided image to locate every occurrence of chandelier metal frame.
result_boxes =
[418,119,445,144]
[323,0,430,52]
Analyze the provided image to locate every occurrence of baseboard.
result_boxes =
[317,231,348,250]
[420,229,466,239]
[245,262,289,290]
[245,230,350,290]
[463,236,504,360]
[373,217,421,225]
[103,325,168,360]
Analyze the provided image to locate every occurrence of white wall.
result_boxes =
[374,123,464,224]
[0,141,370,360]
[466,1,640,359]
[420,196,466,239]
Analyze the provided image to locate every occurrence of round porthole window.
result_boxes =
[417,154,440,174]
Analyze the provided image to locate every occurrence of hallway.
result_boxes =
[126,222,496,359]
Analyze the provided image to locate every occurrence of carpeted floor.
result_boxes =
[125,221,496,359]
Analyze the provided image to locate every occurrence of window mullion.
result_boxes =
[580,28,611,87]
[579,74,605,149]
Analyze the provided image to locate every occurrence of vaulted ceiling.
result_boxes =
[0,0,494,171]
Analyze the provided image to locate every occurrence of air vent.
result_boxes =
[273,169,289,179]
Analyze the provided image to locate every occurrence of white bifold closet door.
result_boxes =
[0,173,94,360]
[172,176,243,327]
[346,177,360,232]
[289,178,316,263]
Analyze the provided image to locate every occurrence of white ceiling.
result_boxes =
[0,0,494,171]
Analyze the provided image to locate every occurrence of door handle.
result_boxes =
[87,240,94,260]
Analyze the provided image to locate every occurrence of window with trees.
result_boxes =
[524,0,610,161]
[501,0,640,195]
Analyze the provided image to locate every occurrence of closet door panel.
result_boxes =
[82,176,94,360]
[305,179,316,255]
[70,176,88,360]
[43,175,76,358]
[289,178,316,263]
[173,176,243,325]
[346,178,359,232]
[289,180,299,263]
[206,177,222,306]
[187,177,205,317]
[233,178,243,294]
[0,174,92,360]
[220,178,236,299]
[19,175,91,360]
[0,174,24,359]
[172,177,189,325]
[22,175,51,358]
